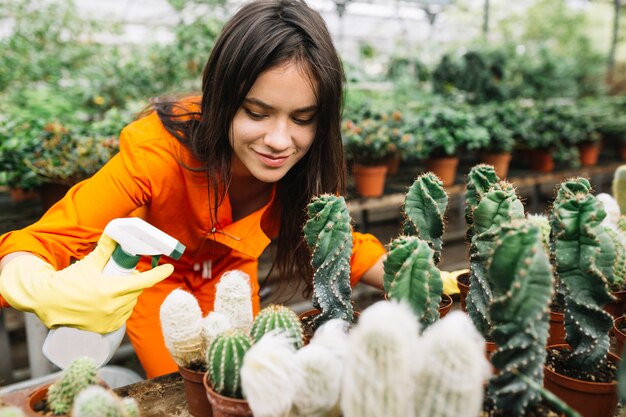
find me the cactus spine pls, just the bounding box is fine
[383,235,443,328]
[159,289,206,369]
[250,304,304,349]
[47,357,98,415]
[612,165,626,215]
[0,407,25,417]
[303,194,354,328]
[341,301,419,417]
[465,164,500,242]
[206,329,252,399]
[487,220,553,415]
[551,177,615,370]
[413,311,491,417]
[214,270,253,330]
[402,172,449,264]
[72,385,139,417]
[466,181,525,337]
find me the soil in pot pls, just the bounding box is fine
[480,396,565,417]
[299,309,360,345]
[438,294,453,318]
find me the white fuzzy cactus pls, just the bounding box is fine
[308,319,349,361]
[291,343,343,417]
[598,193,621,230]
[201,311,232,348]
[413,311,491,417]
[159,289,206,368]
[72,385,139,417]
[214,270,253,330]
[241,332,302,417]
[341,300,420,417]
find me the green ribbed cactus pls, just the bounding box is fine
[606,226,626,290]
[487,220,553,415]
[612,165,626,215]
[465,164,500,242]
[0,407,25,417]
[383,235,443,328]
[402,172,449,264]
[250,304,304,349]
[527,213,551,255]
[72,385,139,417]
[47,357,98,415]
[551,177,615,370]
[466,181,525,337]
[206,329,252,399]
[303,194,354,328]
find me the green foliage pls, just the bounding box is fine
[303,194,354,329]
[250,304,303,349]
[206,329,252,399]
[488,220,553,415]
[47,357,98,415]
[474,104,516,153]
[550,177,615,371]
[383,236,443,328]
[402,172,448,264]
[465,164,500,242]
[342,114,399,165]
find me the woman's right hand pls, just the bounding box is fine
[0,235,174,333]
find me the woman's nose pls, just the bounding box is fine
[263,119,291,151]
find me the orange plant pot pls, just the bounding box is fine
[578,142,601,167]
[529,149,554,173]
[548,311,566,346]
[426,156,459,187]
[179,366,213,417]
[352,164,388,198]
[203,373,252,417]
[481,152,512,178]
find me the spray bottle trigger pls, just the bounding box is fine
[151,255,162,268]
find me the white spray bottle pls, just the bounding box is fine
[42,217,186,369]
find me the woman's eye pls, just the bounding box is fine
[293,115,316,125]
[245,108,266,120]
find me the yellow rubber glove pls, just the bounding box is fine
[0,235,174,333]
[440,268,470,296]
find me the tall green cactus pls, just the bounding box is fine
[402,172,449,264]
[466,181,525,337]
[303,194,354,328]
[383,235,443,328]
[206,329,252,399]
[72,386,139,417]
[487,220,553,415]
[551,177,615,370]
[612,165,626,215]
[605,226,626,290]
[250,304,304,349]
[47,357,98,415]
[465,164,500,242]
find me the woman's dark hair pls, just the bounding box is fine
[154,0,346,293]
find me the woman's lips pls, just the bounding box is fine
[256,151,290,168]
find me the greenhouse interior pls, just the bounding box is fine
[1,0,626,416]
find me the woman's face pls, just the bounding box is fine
[230,61,318,183]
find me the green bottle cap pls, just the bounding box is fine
[112,245,141,270]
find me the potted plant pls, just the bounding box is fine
[545,177,619,417]
[475,103,516,178]
[342,117,392,198]
[72,385,139,417]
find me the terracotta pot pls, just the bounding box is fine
[203,371,252,417]
[544,344,619,417]
[578,142,601,167]
[26,383,58,416]
[9,187,40,203]
[485,341,497,360]
[529,149,554,173]
[438,294,453,318]
[613,316,626,358]
[385,153,401,176]
[548,310,566,346]
[605,290,626,319]
[179,366,213,417]
[38,183,70,211]
[426,156,459,187]
[481,152,512,178]
[352,164,388,198]
[456,272,470,312]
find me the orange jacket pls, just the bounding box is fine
[0,110,385,310]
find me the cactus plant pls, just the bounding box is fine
[303,194,354,329]
[551,177,616,370]
[47,356,98,415]
[214,270,254,330]
[159,288,206,369]
[526,213,551,255]
[206,329,252,399]
[612,165,626,215]
[250,304,304,349]
[201,311,232,349]
[487,220,553,415]
[241,332,301,417]
[383,235,443,328]
[413,311,491,417]
[402,172,449,264]
[465,164,500,242]
[0,407,25,417]
[341,301,419,417]
[466,181,525,337]
[606,226,626,291]
[72,385,139,417]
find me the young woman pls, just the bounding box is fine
[0,0,385,377]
